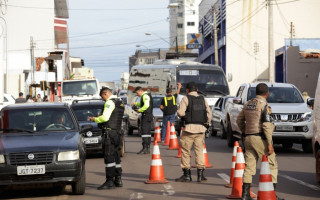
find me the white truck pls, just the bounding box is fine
[225,82,314,153]
[61,79,101,104]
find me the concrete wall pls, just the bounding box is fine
[225,0,320,95]
[286,46,320,97]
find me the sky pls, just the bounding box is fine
[68,0,171,83]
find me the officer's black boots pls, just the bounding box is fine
[146,144,150,154]
[97,178,115,190]
[197,168,207,182]
[137,144,148,154]
[175,168,192,182]
[114,176,123,187]
[241,183,253,200]
[273,183,285,200]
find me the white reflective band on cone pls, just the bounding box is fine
[153,145,160,154]
[170,135,177,139]
[259,182,274,191]
[261,162,271,174]
[106,162,116,167]
[236,152,245,163]
[151,159,162,166]
[203,148,207,153]
[234,169,244,177]
[232,162,236,168]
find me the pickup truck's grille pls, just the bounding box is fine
[9,152,54,166]
[270,113,302,122]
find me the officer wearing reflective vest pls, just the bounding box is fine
[131,86,153,154]
[176,82,212,183]
[160,82,181,142]
[89,86,124,190]
[236,83,283,200]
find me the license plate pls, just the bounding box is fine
[276,125,293,131]
[84,137,99,144]
[17,165,45,176]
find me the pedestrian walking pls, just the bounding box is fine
[160,82,181,142]
[175,82,212,183]
[89,86,125,190]
[131,86,153,154]
[15,92,27,103]
[236,83,284,200]
[36,94,42,102]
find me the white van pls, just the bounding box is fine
[312,73,320,184]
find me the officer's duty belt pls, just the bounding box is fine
[243,132,263,137]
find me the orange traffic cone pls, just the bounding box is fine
[176,146,181,158]
[192,143,213,168]
[226,146,245,199]
[168,123,179,150]
[145,140,169,184]
[163,121,171,146]
[225,141,240,188]
[154,126,161,143]
[257,155,277,200]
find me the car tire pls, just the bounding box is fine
[72,166,86,195]
[221,123,227,139]
[127,121,134,135]
[282,143,293,149]
[302,140,313,153]
[211,126,217,136]
[227,121,235,148]
[316,149,320,184]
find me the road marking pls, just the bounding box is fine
[217,173,257,196]
[162,184,175,196]
[217,173,230,183]
[129,192,144,199]
[278,173,320,191]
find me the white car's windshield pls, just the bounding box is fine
[248,87,304,103]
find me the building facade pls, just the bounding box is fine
[1,0,69,100]
[198,0,320,95]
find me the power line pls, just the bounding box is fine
[7,4,167,11]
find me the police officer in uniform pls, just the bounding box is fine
[236,83,284,200]
[89,86,124,190]
[175,82,212,183]
[132,86,153,154]
[160,82,181,142]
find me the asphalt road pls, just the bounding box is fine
[1,132,320,200]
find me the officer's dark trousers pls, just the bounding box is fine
[141,113,152,146]
[103,130,122,179]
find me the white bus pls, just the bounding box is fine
[127,60,230,108]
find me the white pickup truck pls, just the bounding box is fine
[225,82,314,153]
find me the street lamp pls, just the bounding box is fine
[145,32,179,58]
[136,44,149,50]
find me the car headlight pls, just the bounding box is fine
[58,150,80,161]
[300,112,313,122]
[0,155,5,164]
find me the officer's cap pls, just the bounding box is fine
[134,86,142,92]
[166,88,172,93]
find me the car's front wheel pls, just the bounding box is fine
[316,149,320,184]
[72,166,86,195]
[227,122,235,148]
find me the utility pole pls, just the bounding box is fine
[290,22,295,46]
[268,0,275,82]
[254,42,259,82]
[213,7,219,65]
[30,36,36,95]
[175,35,179,59]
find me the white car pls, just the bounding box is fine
[0,93,15,111]
[312,74,320,184]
